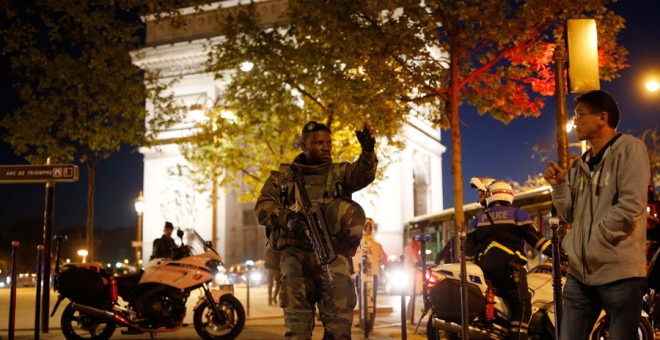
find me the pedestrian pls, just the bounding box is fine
[543,90,650,339]
[353,218,388,328]
[255,120,378,339]
[353,218,388,281]
[151,221,176,260]
[467,180,554,339]
[402,235,422,322]
[265,246,282,306]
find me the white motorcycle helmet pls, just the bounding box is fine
[470,176,496,206]
[486,181,514,207]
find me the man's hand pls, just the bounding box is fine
[543,161,566,186]
[355,121,376,152]
[286,212,307,231]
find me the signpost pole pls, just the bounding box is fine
[41,158,55,333]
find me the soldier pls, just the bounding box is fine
[255,120,377,339]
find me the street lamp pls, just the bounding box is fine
[565,119,588,154]
[77,249,88,263]
[134,191,145,268]
[646,79,659,93]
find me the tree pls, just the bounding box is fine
[197,2,408,202]
[205,0,626,230]
[0,1,207,260]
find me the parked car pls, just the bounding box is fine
[228,261,266,286]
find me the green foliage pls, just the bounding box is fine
[199,0,626,210]
[197,0,627,202]
[0,0,211,259]
[0,0,205,164]
[186,1,409,200]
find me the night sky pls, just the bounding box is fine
[1,1,658,237]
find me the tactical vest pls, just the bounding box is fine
[272,162,364,256]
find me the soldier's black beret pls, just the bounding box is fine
[301,121,331,135]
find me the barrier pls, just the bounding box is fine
[8,241,20,340]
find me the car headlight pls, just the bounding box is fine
[214,272,230,284]
[206,260,222,275]
[250,271,263,282]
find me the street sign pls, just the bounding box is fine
[0,164,79,184]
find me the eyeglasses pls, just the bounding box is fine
[574,112,590,120]
[573,110,602,121]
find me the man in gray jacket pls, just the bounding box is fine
[544,90,650,339]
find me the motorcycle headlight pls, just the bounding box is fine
[206,260,222,275]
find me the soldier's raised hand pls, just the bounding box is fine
[355,121,376,152]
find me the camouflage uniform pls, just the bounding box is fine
[255,150,377,339]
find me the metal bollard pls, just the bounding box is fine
[400,255,407,340]
[35,245,44,340]
[8,241,20,340]
[550,217,563,339]
[246,264,252,317]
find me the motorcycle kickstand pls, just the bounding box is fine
[414,305,432,334]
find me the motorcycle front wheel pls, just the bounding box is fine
[590,316,654,340]
[60,302,116,340]
[426,315,460,340]
[194,294,246,340]
[426,314,441,340]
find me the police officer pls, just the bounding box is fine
[467,181,553,340]
[151,221,176,259]
[255,120,377,339]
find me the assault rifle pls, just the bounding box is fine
[290,166,337,287]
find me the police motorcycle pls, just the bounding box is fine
[425,177,653,339]
[51,229,244,340]
[425,258,564,340]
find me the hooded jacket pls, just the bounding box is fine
[552,134,650,285]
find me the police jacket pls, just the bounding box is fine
[254,150,377,254]
[467,204,552,265]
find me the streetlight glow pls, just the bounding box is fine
[239,61,254,72]
[646,79,659,93]
[134,191,145,269]
[134,191,145,215]
[565,120,574,133]
[77,249,88,263]
[189,104,208,122]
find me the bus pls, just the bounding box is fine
[404,185,557,266]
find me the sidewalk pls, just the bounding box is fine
[1,285,429,339]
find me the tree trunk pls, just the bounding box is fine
[86,162,95,262]
[449,57,464,234]
[449,40,470,339]
[212,174,218,248]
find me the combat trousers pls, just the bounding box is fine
[280,247,356,340]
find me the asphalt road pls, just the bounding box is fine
[0,285,429,339]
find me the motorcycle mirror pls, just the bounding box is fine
[177,229,184,239]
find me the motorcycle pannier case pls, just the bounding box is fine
[431,279,485,323]
[57,266,108,305]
